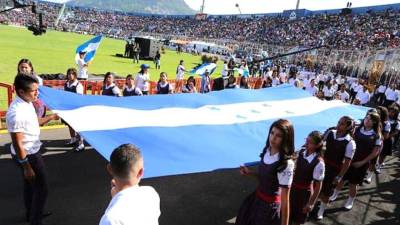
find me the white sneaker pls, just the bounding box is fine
[329,190,338,201]
[375,165,381,174]
[317,204,325,220]
[344,197,354,210]
[365,171,373,184]
[74,143,85,152]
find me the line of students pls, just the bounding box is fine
[235,105,397,225]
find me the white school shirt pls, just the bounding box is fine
[221,64,228,77]
[323,130,356,159]
[323,86,335,97]
[135,73,150,92]
[176,65,185,80]
[377,85,387,93]
[337,90,350,102]
[300,151,325,181]
[306,86,318,96]
[385,88,398,101]
[66,80,84,94]
[99,185,160,225]
[356,90,370,105]
[263,148,295,186]
[77,58,88,79]
[6,96,41,155]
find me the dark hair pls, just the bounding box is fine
[376,106,389,122]
[187,76,195,86]
[110,144,142,180]
[14,74,39,95]
[361,112,382,138]
[103,72,114,84]
[17,58,34,74]
[261,119,295,172]
[66,68,77,79]
[388,106,399,119]
[158,72,167,83]
[307,130,323,156]
[125,74,133,85]
[339,116,355,135]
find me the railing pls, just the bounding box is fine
[0,77,264,117]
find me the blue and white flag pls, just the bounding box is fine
[191,63,217,76]
[75,35,103,64]
[39,85,368,178]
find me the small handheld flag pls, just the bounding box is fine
[191,63,217,76]
[75,35,103,64]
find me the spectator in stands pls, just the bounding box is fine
[225,75,238,89]
[375,83,387,105]
[355,85,370,106]
[99,144,160,225]
[305,79,318,96]
[181,76,197,93]
[135,64,151,95]
[384,84,398,107]
[102,72,122,97]
[76,51,88,80]
[239,76,249,89]
[64,68,85,152]
[156,72,173,94]
[336,84,350,102]
[123,75,142,96]
[17,59,46,118]
[200,71,211,93]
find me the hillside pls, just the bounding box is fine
[67,0,196,15]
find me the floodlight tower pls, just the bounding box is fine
[235,3,242,14]
[200,0,205,13]
[296,0,300,10]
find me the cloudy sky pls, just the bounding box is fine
[46,0,400,14]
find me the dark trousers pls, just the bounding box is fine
[349,89,357,103]
[13,152,48,225]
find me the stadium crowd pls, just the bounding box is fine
[1,1,400,50]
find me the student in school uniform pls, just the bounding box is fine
[377,106,400,172]
[342,112,381,210]
[182,76,198,93]
[122,75,142,96]
[156,72,173,94]
[135,64,151,95]
[317,116,356,220]
[365,106,390,183]
[290,131,325,225]
[63,68,85,152]
[17,59,46,118]
[236,119,295,225]
[322,82,335,101]
[336,84,350,102]
[102,72,122,97]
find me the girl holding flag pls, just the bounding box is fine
[290,131,325,225]
[236,119,295,225]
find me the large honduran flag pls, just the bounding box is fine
[39,85,368,178]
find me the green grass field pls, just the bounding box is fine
[0,25,224,112]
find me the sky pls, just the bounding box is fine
[46,0,400,15]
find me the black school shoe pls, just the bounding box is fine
[26,211,52,222]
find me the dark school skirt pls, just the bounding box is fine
[320,164,339,197]
[290,187,311,224]
[344,163,369,185]
[235,192,281,225]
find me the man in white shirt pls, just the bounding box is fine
[336,84,350,102]
[100,144,160,225]
[375,83,387,105]
[7,74,59,225]
[355,85,370,106]
[384,84,398,107]
[176,60,186,80]
[76,51,88,80]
